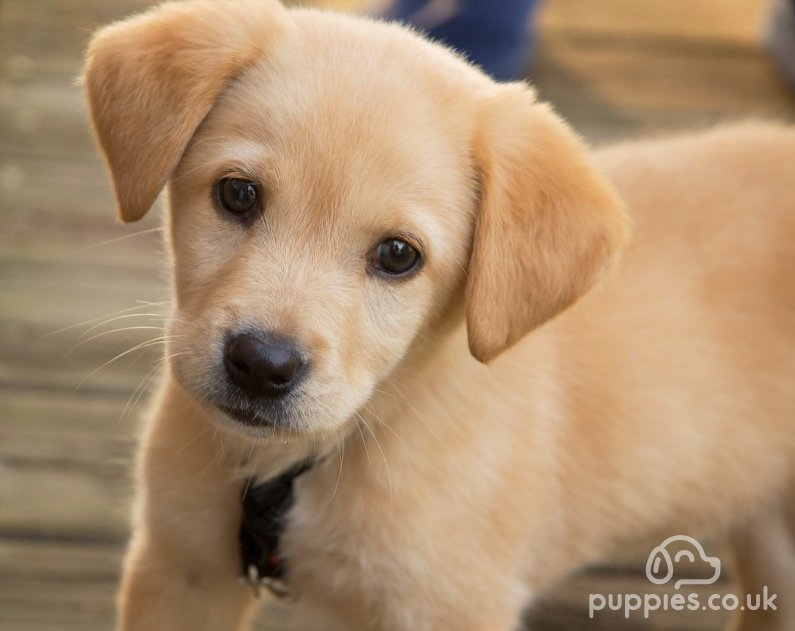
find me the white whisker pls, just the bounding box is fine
[364,399,404,444]
[43,300,171,339]
[76,227,163,252]
[66,326,170,357]
[75,336,171,391]
[120,360,162,423]
[353,412,373,466]
[330,428,345,500]
[358,413,393,496]
[81,312,170,337]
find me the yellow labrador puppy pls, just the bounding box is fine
[83,1,795,629]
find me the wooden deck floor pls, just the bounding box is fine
[1,1,794,629]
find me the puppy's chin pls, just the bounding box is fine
[210,400,304,439]
[217,404,280,430]
[208,396,353,441]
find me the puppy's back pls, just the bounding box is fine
[532,123,795,551]
[593,122,795,330]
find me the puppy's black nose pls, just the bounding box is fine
[224,334,306,399]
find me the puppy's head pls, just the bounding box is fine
[84,0,629,438]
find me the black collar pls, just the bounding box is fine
[239,459,314,598]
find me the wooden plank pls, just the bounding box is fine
[0,390,138,462]
[537,0,768,45]
[0,540,120,631]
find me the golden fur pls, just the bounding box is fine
[83,1,795,629]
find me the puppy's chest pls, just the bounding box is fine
[286,467,395,552]
[281,464,412,588]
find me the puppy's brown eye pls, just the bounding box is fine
[370,238,421,277]
[217,178,258,216]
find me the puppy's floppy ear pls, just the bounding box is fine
[83,0,289,222]
[466,84,631,363]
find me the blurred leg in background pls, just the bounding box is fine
[767,0,795,87]
[381,0,540,80]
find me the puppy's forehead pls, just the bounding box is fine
[197,12,484,210]
[258,10,485,138]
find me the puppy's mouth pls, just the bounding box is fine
[217,404,277,428]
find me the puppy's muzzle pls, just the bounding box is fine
[224,333,307,400]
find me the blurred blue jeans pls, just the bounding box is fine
[382,0,540,80]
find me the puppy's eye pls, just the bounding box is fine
[369,238,421,277]
[216,178,259,216]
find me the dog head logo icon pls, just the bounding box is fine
[646,535,721,590]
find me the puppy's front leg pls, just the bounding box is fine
[118,382,256,631]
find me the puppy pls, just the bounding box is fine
[83,1,795,629]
